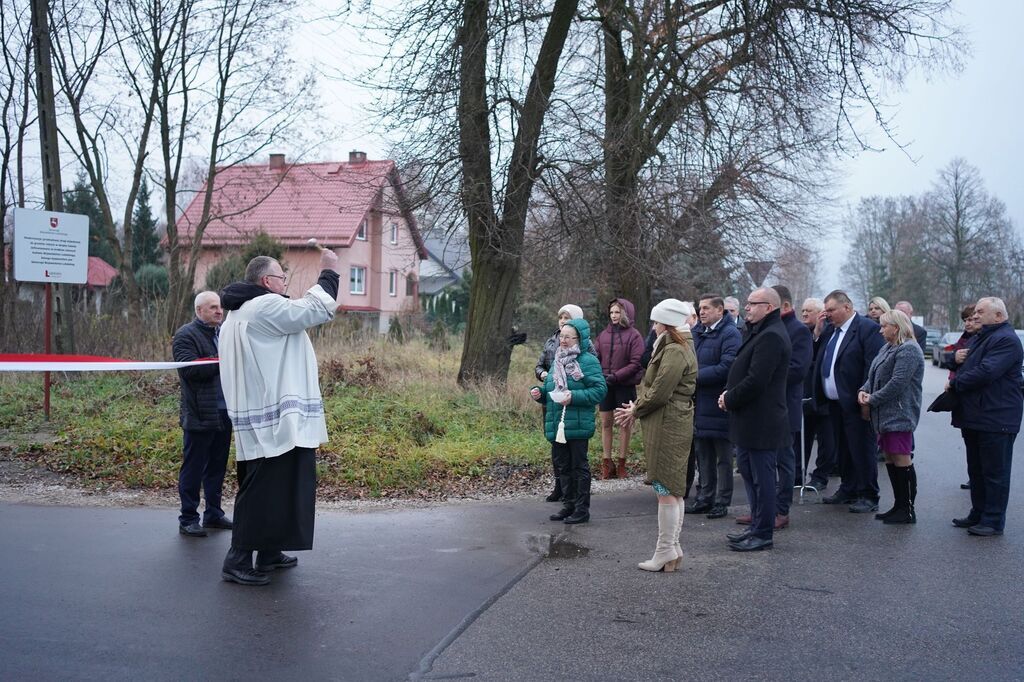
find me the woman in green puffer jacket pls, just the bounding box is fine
[531,318,607,525]
[616,299,697,572]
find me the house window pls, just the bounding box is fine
[405,274,417,297]
[356,220,367,241]
[350,266,366,295]
[388,271,397,296]
[389,222,398,244]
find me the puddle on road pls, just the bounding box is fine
[526,533,590,559]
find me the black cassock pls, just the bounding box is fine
[231,447,317,551]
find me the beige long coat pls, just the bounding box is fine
[633,331,697,495]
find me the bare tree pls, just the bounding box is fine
[1,0,35,286]
[926,157,1017,325]
[159,0,319,332]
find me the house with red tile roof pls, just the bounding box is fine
[178,151,428,333]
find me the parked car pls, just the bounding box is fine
[932,331,962,367]
[924,327,944,356]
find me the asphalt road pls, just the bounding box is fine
[2,363,1023,681]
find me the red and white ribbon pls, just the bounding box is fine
[0,353,219,372]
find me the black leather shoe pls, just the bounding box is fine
[256,552,298,571]
[563,510,590,524]
[729,536,773,552]
[952,516,979,528]
[706,505,728,520]
[221,567,270,586]
[882,508,915,525]
[179,522,207,537]
[685,502,712,514]
[549,507,574,521]
[822,491,857,505]
[726,529,752,543]
[967,525,1003,537]
[545,491,563,503]
[848,498,879,514]
[960,482,970,490]
[203,516,233,530]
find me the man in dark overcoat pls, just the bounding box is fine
[718,288,792,552]
[172,291,233,537]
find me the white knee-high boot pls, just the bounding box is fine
[638,502,680,572]
[673,498,684,561]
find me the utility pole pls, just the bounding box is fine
[30,0,74,418]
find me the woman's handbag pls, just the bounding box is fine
[927,389,959,413]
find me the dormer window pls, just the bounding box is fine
[356,220,367,241]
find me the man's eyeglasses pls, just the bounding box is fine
[265,274,287,282]
[745,301,770,308]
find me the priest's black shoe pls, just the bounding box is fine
[563,510,590,524]
[729,536,773,552]
[549,506,574,521]
[222,567,270,586]
[203,515,233,530]
[256,551,298,571]
[179,522,207,537]
[952,516,979,528]
[726,528,752,543]
[684,502,712,514]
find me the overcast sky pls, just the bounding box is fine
[298,0,1023,294]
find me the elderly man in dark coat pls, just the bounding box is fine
[718,288,792,552]
[950,297,1024,536]
[172,291,233,537]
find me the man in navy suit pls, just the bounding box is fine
[771,285,813,528]
[812,290,885,513]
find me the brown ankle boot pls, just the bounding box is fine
[601,459,614,479]
[616,458,628,479]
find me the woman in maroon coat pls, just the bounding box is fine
[596,298,646,479]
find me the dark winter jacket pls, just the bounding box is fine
[536,328,596,380]
[813,313,885,414]
[640,328,657,369]
[723,309,792,450]
[951,322,1024,434]
[860,340,924,435]
[780,310,813,433]
[172,318,228,431]
[912,322,928,355]
[941,330,974,379]
[595,298,645,386]
[534,319,608,441]
[692,312,741,439]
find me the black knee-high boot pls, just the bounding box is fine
[875,463,898,520]
[883,467,915,525]
[907,464,917,522]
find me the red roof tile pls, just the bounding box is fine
[87,256,118,288]
[177,159,427,258]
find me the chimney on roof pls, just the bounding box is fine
[269,153,286,170]
[349,150,367,164]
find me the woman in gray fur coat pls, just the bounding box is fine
[858,310,925,524]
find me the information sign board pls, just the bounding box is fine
[12,207,89,284]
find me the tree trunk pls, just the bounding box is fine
[455,0,579,385]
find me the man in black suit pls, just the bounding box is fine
[812,290,885,513]
[771,285,813,529]
[718,288,792,551]
[894,301,927,353]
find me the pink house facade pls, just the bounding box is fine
[178,152,428,333]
